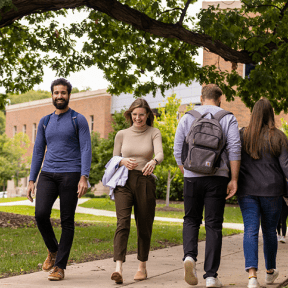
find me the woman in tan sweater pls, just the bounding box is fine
[110,98,164,284]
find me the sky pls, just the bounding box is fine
[4,0,208,93]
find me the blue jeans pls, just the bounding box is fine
[238,195,282,272]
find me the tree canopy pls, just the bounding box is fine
[0,132,31,190]
[8,90,51,105]
[154,94,186,202]
[1,0,288,112]
[0,111,5,134]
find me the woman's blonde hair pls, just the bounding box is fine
[124,98,154,126]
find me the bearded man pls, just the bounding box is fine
[27,78,92,281]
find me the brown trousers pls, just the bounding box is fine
[113,170,156,262]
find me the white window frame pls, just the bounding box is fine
[89,115,94,132]
[13,126,17,136]
[32,123,37,143]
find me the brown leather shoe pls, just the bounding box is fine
[111,271,123,284]
[48,266,65,281]
[134,269,147,281]
[42,250,57,272]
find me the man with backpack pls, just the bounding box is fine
[26,78,92,281]
[174,84,241,287]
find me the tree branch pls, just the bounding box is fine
[280,2,288,17]
[157,7,182,17]
[178,0,192,26]
[273,2,288,35]
[241,1,281,11]
[170,171,177,182]
[0,0,254,64]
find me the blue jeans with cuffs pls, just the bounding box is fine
[238,195,282,272]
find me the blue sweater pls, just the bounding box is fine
[29,108,92,182]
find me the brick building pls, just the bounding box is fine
[5,83,201,196]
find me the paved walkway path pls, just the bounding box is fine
[1,234,287,288]
[0,199,245,231]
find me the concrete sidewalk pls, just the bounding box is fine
[1,233,288,288]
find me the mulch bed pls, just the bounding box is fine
[156,206,184,212]
[155,199,184,212]
[0,212,90,229]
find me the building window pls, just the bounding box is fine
[32,123,37,143]
[89,115,94,132]
[23,124,26,134]
[13,126,17,136]
[244,63,256,79]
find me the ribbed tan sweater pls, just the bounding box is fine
[113,125,164,171]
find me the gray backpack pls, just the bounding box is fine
[181,109,232,174]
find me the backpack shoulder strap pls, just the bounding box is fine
[43,113,53,130]
[213,110,233,122]
[185,110,202,119]
[71,109,79,136]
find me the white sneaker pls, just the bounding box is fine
[265,269,279,284]
[280,236,286,243]
[247,277,260,288]
[277,235,281,242]
[206,277,222,287]
[184,256,198,285]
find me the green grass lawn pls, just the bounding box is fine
[0,206,114,224]
[79,198,244,223]
[0,205,241,278]
[0,197,27,203]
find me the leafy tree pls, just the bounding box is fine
[0,132,31,190]
[71,87,80,94]
[8,90,51,105]
[281,118,288,138]
[71,87,92,94]
[154,94,193,204]
[0,111,5,135]
[1,1,288,112]
[89,131,101,187]
[154,94,181,205]
[89,110,130,186]
[0,134,11,190]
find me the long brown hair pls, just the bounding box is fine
[124,98,154,126]
[243,98,288,159]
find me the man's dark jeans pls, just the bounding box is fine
[183,176,229,279]
[35,171,80,269]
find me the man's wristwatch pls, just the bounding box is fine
[82,175,89,180]
[154,158,159,165]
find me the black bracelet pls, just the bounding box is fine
[154,158,159,165]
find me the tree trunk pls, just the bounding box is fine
[166,169,177,207]
[166,170,171,207]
